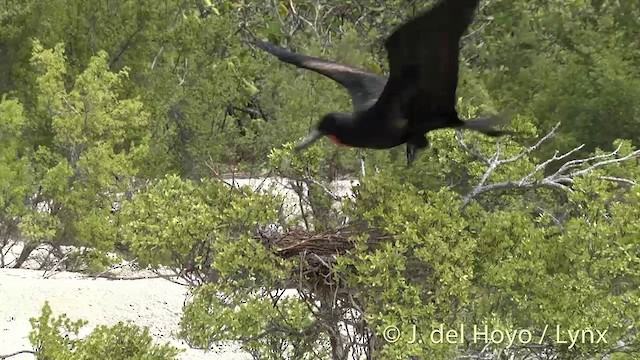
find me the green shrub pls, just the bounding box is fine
[28,302,182,360]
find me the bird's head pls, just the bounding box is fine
[294,112,353,152]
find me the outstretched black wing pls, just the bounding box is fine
[376,0,481,115]
[254,40,388,112]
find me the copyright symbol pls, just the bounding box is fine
[383,326,401,343]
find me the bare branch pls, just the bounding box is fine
[305,178,342,202]
[599,176,637,186]
[500,122,562,164]
[455,129,489,164]
[518,144,584,186]
[0,350,37,359]
[42,253,69,279]
[61,95,81,115]
[150,45,164,70]
[177,57,188,85]
[562,143,637,178]
[149,3,188,70]
[460,122,639,207]
[110,19,150,69]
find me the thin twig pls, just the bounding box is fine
[42,254,69,279]
[0,350,37,359]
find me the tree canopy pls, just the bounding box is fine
[1,0,639,359]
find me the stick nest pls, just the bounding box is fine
[255,224,387,259]
[253,225,382,296]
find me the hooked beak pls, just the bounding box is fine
[294,128,324,152]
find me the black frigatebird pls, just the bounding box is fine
[255,0,510,165]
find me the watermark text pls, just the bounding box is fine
[381,324,607,349]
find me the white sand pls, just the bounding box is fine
[0,177,358,359]
[0,268,250,359]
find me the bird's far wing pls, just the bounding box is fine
[254,40,388,111]
[379,0,481,113]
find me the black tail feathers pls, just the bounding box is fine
[460,116,514,137]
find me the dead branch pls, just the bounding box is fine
[305,177,343,202]
[0,350,37,359]
[458,122,640,207]
[42,253,69,279]
[61,95,81,115]
[149,4,186,70]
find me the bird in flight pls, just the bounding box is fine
[255,0,511,166]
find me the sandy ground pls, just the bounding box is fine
[0,268,251,359]
[0,177,358,359]
[229,177,358,222]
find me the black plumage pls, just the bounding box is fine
[255,0,511,165]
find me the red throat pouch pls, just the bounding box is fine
[328,135,342,146]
